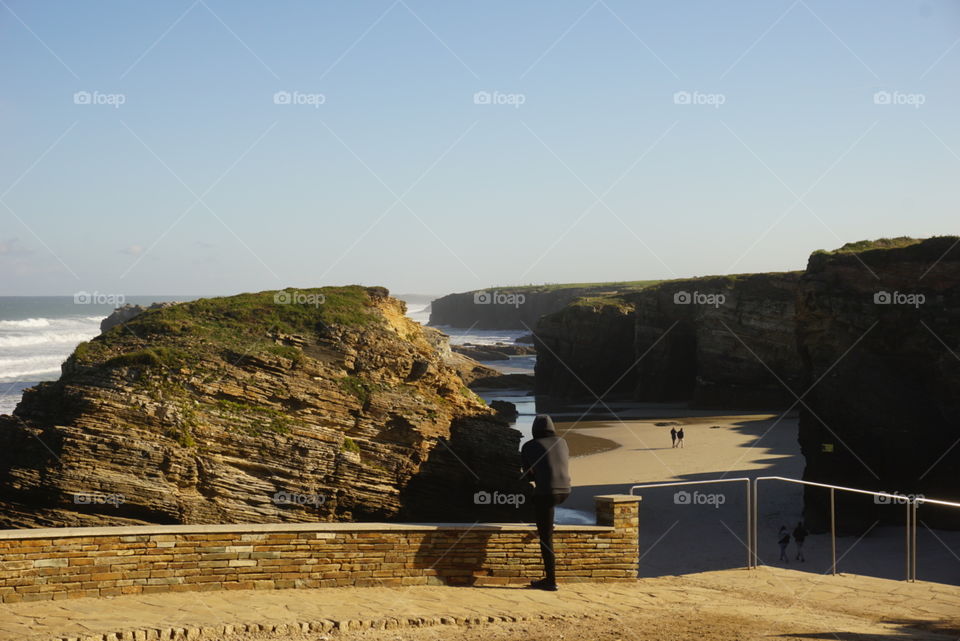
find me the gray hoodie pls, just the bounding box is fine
[520,415,571,495]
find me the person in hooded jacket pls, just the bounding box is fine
[520,414,571,591]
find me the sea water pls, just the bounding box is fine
[0,296,184,414]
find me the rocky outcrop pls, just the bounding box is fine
[100,302,180,333]
[535,299,640,400]
[0,287,524,528]
[428,283,656,329]
[535,273,802,409]
[452,343,536,361]
[796,238,960,531]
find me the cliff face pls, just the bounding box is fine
[534,300,638,400]
[796,238,960,530]
[0,286,523,528]
[428,282,658,329]
[535,273,802,409]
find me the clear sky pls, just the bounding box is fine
[1,0,958,297]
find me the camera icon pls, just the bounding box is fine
[673,91,691,105]
[873,91,891,105]
[73,291,91,304]
[73,91,91,105]
[874,291,892,304]
[473,490,491,505]
[674,490,691,505]
[473,291,492,304]
[673,291,691,305]
[273,90,292,105]
[274,291,292,304]
[874,493,892,504]
[473,91,491,105]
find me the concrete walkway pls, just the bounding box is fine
[1,567,958,641]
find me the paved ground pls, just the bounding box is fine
[2,567,958,641]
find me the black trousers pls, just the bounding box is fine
[533,492,570,581]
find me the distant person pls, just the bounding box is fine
[778,526,791,563]
[670,427,677,448]
[520,414,571,592]
[676,427,685,448]
[793,522,808,562]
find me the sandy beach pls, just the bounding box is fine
[551,409,960,585]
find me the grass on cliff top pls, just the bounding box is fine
[813,237,923,255]
[71,286,384,369]
[469,280,662,294]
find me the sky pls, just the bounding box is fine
[1,0,958,297]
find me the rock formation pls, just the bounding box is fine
[535,273,802,409]
[796,238,960,530]
[0,287,525,528]
[428,282,658,329]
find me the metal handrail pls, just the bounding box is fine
[631,478,753,569]
[754,476,960,582]
[627,476,957,581]
[911,496,960,581]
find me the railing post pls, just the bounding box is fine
[912,500,918,582]
[905,500,911,581]
[745,479,752,569]
[830,487,837,575]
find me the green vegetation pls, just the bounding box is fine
[215,399,293,435]
[338,376,393,405]
[569,295,637,311]
[263,343,304,363]
[338,376,374,405]
[106,347,186,369]
[341,437,361,453]
[69,286,386,376]
[813,237,922,255]
[476,279,662,294]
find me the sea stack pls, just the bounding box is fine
[0,286,524,528]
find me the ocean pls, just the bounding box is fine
[0,296,185,414]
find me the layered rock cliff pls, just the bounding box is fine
[428,282,658,329]
[535,273,802,409]
[0,286,524,528]
[796,237,960,530]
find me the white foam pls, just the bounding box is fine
[0,355,65,381]
[0,318,51,329]
[0,331,93,348]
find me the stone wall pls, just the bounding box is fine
[0,495,640,603]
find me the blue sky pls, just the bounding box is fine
[1,0,958,296]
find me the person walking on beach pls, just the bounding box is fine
[670,426,677,448]
[676,427,685,448]
[520,414,571,592]
[778,526,791,563]
[793,521,808,562]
